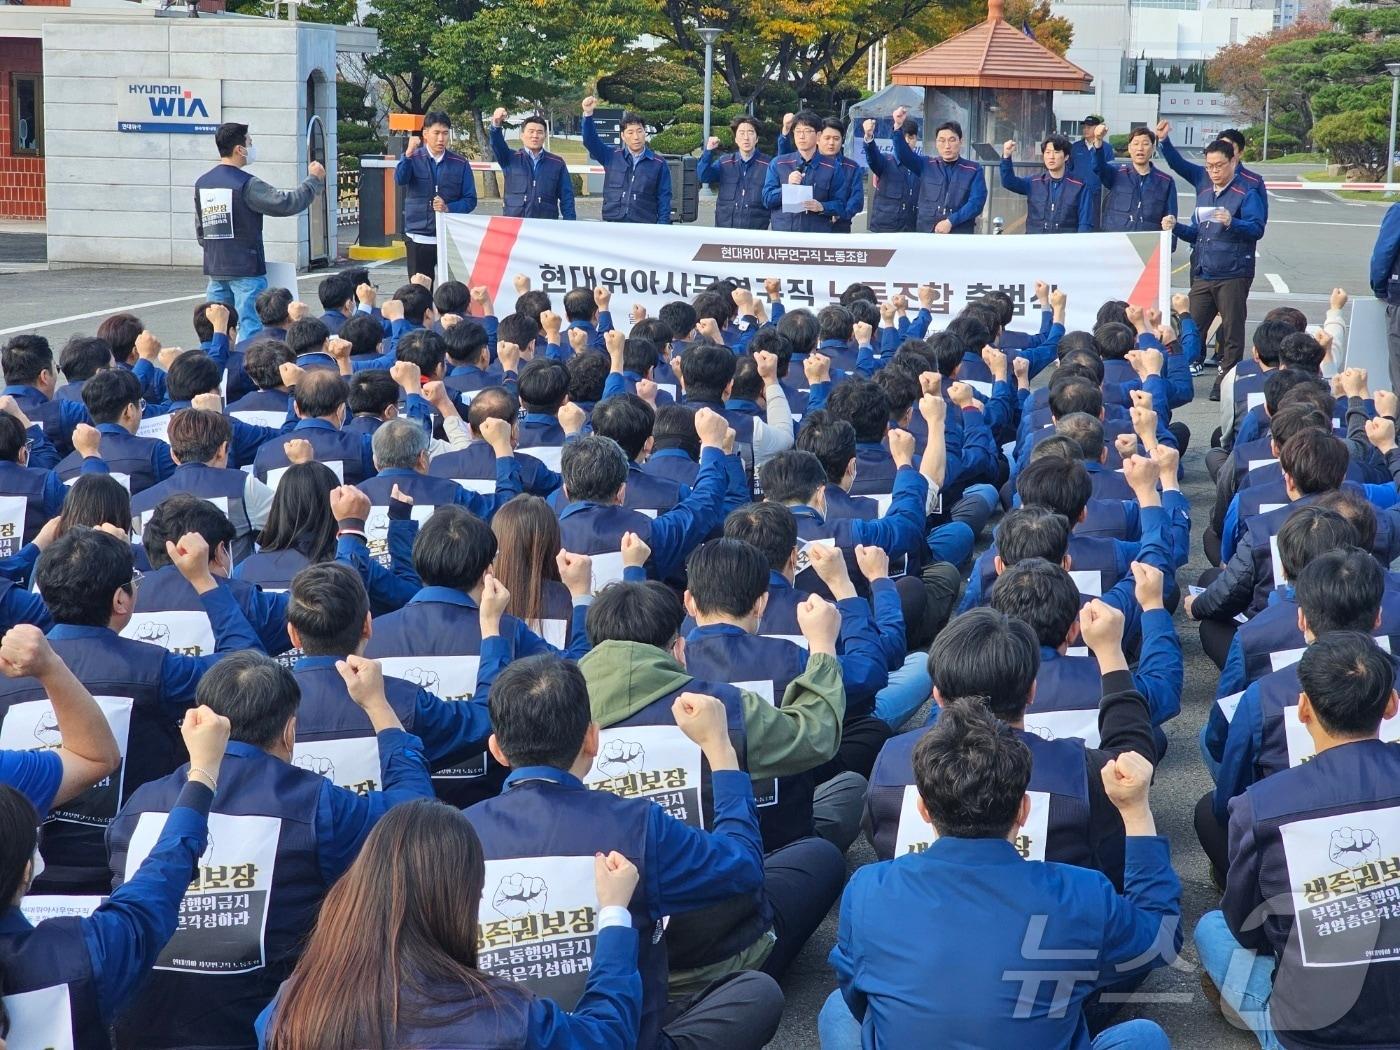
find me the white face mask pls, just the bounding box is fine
[242,144,258,165]
[28,841,44,889]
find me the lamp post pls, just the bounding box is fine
[1261,89,1270,162]
[1386,62,1400,186]
[698,27,722,148]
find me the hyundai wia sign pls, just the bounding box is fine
[116,79,221,133]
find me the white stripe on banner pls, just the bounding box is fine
[437,216,1170,333]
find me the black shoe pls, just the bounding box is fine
[1208,381,1222,402]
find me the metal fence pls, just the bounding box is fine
[337,167,360,227]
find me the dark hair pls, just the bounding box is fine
[1220,128,1247,151]
[244,339,296,390]
[1058,346,1104,383]
[1054,412,1106,461]
[795,410,857,484]
[1268,404,1330,450]
[142,493,236,568]
[348,370,401,418]
[36,527,134,627]
[775,309,819,356]
[1251,318,1293,367]
[1128,126,1157,146]
[1204,138,1236,161]
[1280,429,1348,494]
[914,698,1032,839]
[81,366,143,425]
[215,122,249,157]
[1040,134,1072,156]
[934,120,962,139]
[1049,377,1103,420]
[1277,506,1359,583]
[692,290,734,329]
[658,301,698,342]
[1276,379,1334,420]
[198,650,300,749]
[257,462,340,561]
[0,415,25,463]
[566,350,610,405]
[293,370,349,420]
[0,785,38,920]
[317,273,354,312]
[758,450,827,505]
[990,559,1082,650]
[490,496,562,630]
[168,408,232,464]
[623,336,659,378]
[255,287,295,326]
[517,359,570,414]
[443,318,489,365]
[422,110,452,131]
[729,356,763,401]
[996,506,1071,566]
[685,539,769,618]
[288,562,370,655]
[924,332,966,377]
[619,112,647,133]
[792,109,823,133]
[563,288,597,324]
[873,368,919,422]
[560,435,628,503]
[1297,632,1396,738]
[680,344,737,402]
[466,387,519,434]
[1030,434,1084,466]
[96,313,142,365]
[1,334,53,386]
[652,404,700,459]
[59,335,113,382]
[817,304,854,344]
[1313,489,1378,552]
[341,314,384,359]
[1265,369,1325,416]
[395,329,446,380]
[946,314,991,354]
[513,291,551,324]
[1093,321,1135,360]
[57,473,133,537]
[827,380,890,443]
[394,285,435,326]
[521,113,548,133]
[412,505,496,593]
[489,654,591,769]
[731,115,759,136]
[1279,332,1325,373]
[631,318,673,352]
[287,318,331,357]
[1016,456,1092,522]
[929,607,1040,720]
[724,501,797,572]
[497,312,541,351]
[585,580,684,650]
[1264,306,1309,332]
[166,350,221,401]
[1296,547,1383,635]
[432,280,470,317]
[589,394,655,462]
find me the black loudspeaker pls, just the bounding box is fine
[665,155,699,223]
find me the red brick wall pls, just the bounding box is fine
[0,39,46,220]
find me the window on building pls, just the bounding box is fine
[11,74,41,157]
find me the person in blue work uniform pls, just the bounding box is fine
[580,95,672,224]
[817,119,864,234]
[554,415,734,586]
[227,340,295,429]
[487,106,576,220]
[55,368,173,494]
[195,124,324,344]
[130,410,273,563]
[467,653,784,1050]
[251,370,378,489]
[0,412,69,548]
[1369,194,1400,394]
[1163,138,1267,398]
[0,624,121,821]
[1000,134,1094,233]
[1094,126,1177,234]
[763,110,843,233]
[106,649,433,1050]
[0,527,261,894]
[698,115,771,230]
[1156,120,1267,225]
[1199,631,1400,1050]
[2,334,93,457]
[1068,115,1115,230]
[394,111,476,280]
[256,800,642,1049]
[882,112,987,234]
[825,696,1179,1049]
[0,703,227,1050]
[55,335,115,410]
[857,109,919,233]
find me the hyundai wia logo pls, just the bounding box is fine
[116,78,221,134]
[129,84,212,120]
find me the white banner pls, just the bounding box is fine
[438,215,1170,333]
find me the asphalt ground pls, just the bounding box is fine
[0,171,1383,1048]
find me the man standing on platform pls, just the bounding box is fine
[697,116,771,230]
[999,136,1093,233]
[488,107,576,221]
[881,110,986,234]
[395,111,477,279]
[1069,115,1114,230]
[581,95,672,224]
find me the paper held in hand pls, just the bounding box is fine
[782,184,814,214]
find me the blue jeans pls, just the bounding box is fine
[206,274,269,342]
[1194,909,1281,1050]
[818,989,1171,1050]
[873,651,931,730]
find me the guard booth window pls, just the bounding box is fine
[10,74,41,157]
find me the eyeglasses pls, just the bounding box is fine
[1203,161,1230,172]
[23,439,34,453]
[125,569,145,591]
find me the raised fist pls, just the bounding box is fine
[400,666,442,693]
[1330,827,1381,865]
[581,96,597,116]
[491,106,508,126]
[294,754,335,779]
[135,621,171,647]
[598,738,646,777]
[706,135,721,151]
[862,118,876,140]
[493,873,548,917]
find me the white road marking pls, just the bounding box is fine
[1265,273,1289,294]
[1269,194,1297,203]
[1265,219,1383,228]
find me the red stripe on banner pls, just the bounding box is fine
[465,217,525,302]
[1127,240,1161,310]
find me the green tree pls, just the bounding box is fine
[1311,104,1391,178]
[336,81,384,171]
[223,0,356,23]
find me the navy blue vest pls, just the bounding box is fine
[1025,174,1089,234]
[915,158,983,234]
[501,149,569,219]
[227,388,291,430]
[131,464,255,561]
[0,462,52,547]
[642,449,700,490]
[0,632,172,893]
[119,565,284,658]
[467,779,665,1045]
[976,536,1120,604]
[7,389,76,457]
[429,441,556,497]
[601,149,666,223]
[868,726,1095,872]
[56,430,163,495]
[558,503,655,584]
[252,423,367,487]
[232,548,309,594]
[1078,498,1131,540]
[1246,496,1320,613]
[194,164,265,279]
[867,150,918,233]
[710,152,772,230]
[769,154,841,233]
[400,150,472,238]
[107,748,323,1050]
[1100,165,1174,232]
[1026,652,1111,748]
[1190,177,1257,281]
[0,911,107,1050]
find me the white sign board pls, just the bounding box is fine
[116,79,221,134]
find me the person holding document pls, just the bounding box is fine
[395,111,477,280]
[763,110,843,233]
